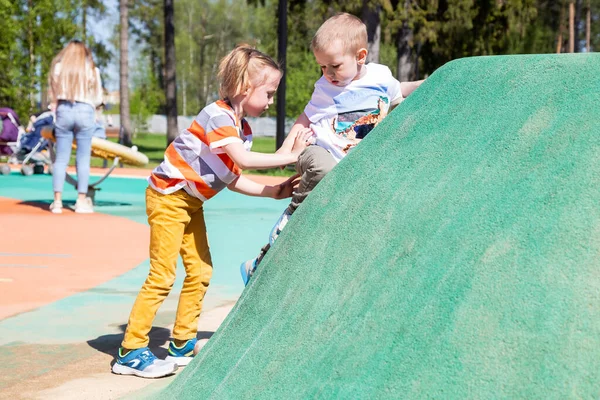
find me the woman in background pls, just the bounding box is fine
[48,40,103,214]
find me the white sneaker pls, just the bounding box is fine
[49,200,63,214]
[112,347,178,379]
[269,209,292,245]
[75,197,94,214]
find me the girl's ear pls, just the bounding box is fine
[356,48,368,65]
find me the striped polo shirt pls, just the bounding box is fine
[148,100,252,201]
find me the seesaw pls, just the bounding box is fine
[41,126,149,203]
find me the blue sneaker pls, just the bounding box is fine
[240,243,270,286]
[112,347,177,378]
[165,338,197,366]
[240,258,258,286]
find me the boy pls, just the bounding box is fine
[241,13,424,284]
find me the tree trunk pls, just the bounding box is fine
[276,0,288,149]
[82,1,87,44]
[396,0,414,81]
[362,0,381,63]
[557,3,565,53]
[569,1,575,53]
[586,0,591,51]
[164,0,178,145]
[41,76,48,111]
[119,0,133,145]
[28,0,35,112]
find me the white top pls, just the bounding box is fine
[53,62,103,108]
[304,63,403,162]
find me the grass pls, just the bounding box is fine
[85,133,295,176]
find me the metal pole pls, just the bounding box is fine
[276,0,288,150]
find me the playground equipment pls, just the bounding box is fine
[156,54,600,399]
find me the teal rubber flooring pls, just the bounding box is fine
[0,171,287,345]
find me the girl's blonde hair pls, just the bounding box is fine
[49,40,99,102]
[311,13,368,55]
[217,44,281,101]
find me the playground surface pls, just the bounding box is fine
[0,167,287,399]
[3,53,599,399]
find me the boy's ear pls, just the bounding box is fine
[356,48,368,65]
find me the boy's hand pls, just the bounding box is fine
[272,174,301,199]
[400,79,425,98]
[291,128,314,155]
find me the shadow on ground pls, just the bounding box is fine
[18,199,132,212]
[87,324,215,362]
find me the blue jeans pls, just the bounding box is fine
[52,101,95,194]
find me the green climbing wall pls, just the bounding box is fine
[159,54,600,399]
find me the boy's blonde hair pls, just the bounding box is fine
[311,13,368,55]
[218,44,282,101]
[49,40,99,102]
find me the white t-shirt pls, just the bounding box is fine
[304,63,403,162]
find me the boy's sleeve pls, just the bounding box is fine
[303,79,335,123]
[204,114,242,151]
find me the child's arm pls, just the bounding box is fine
[222,129,312,170]
[227,174,300,199]
[276,112,313,154]
[400,80,425,99]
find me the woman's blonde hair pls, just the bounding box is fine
[217,44,281,101]
[49,40,99,102]
[311,13,368,55]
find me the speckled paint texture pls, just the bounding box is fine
[159,54,600,399]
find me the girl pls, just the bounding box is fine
[48,40,103,214]
[112,45,312,378]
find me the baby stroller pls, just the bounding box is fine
[0,108,24,175]
[0,109,54,176]
[0,108,21,153]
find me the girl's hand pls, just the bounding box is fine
[291,128,314,155]
[272,174,301,199]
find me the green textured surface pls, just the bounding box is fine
[159,54,600,399]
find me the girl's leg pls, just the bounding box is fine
[72,103,95,199]
[52,103,75,201]
[172,200,213,342]
[121,188,195,350]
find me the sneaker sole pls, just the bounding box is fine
[51,209,62,214]
[240,261,252,285]
[75,209,94,214]
[165,355,193,366]
[111,362,178,378]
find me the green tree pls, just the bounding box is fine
[130,61,164,132]
[0,0,22,114]
[9,0,79,118]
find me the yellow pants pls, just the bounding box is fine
[122,187,213,349]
